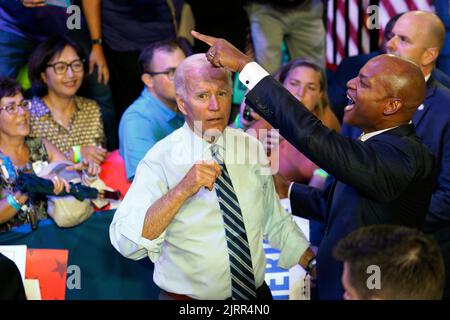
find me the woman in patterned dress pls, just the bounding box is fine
[0,77,100,232]
[28,35,107,165]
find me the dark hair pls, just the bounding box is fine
[138,39,186,74]
[0,77,23,102]
[28,35,86,96]
[381,12,404,52]
[333,225,445,300]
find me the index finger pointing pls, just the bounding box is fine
[191,30,217,46]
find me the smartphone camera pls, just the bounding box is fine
[243,105,254,121]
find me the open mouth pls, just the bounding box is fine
[345,94,355,112]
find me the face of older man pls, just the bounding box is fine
[386,13,430,68]
[177,67,231,141]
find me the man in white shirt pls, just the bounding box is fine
[110,54,314,300]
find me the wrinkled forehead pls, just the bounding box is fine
[186,66,231,90]
[393,14,426,39]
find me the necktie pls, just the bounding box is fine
[211,144,257,300]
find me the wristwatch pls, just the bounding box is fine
[91,38,103,46]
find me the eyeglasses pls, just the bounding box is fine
[147,67,176,80]
[47,59,85,75]
[0,99,31,115]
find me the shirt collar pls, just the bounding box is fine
[141,88,183,123]
[180,122,226,160]
[359,121,412,142]
[32,96,81,117]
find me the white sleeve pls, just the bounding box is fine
[109,158,168,262]
[287,182,295,200]
[238,62,270,90]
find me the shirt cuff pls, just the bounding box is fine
[288,182,295,199]
[238,62,270,90]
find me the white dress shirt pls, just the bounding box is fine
[110,123,309,299]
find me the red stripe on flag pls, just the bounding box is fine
[380,0,397,18]
[405,0,418,11]
[336,0,346,61]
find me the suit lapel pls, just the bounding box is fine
[325,123,415,230]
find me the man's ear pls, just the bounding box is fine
[141,73,154,89]
[176,94,188,116]
[422,47,439,67]
[383,98,402,116]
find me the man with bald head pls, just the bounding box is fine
[192,31,436,299]
[387,10,450,300]
[110,54,314,300]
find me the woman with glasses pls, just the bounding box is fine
[28,35,107,166]
[0,77,100,232]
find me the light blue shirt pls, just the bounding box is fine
[119,88,184,180]
[110,123,309,299]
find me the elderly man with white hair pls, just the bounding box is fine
[110,54,314,300]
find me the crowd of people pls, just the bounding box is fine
[0,0,449,301]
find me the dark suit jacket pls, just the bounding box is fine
[341,76,450,233]
[417,77,450,233]
[0,253,26,300]
[246,76,436,299]
[416,77,450,299]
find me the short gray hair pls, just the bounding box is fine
[174,53,232,100]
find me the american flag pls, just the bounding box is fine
[326,0,435,70]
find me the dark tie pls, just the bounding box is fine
[211,144,257,300]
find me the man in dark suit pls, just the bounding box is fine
[0,253,26,300]
[192,31,436,299]
[385,11,450,299]
[329,12,450,124]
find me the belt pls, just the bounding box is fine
[160,282,272,300]
[160,290,194,300]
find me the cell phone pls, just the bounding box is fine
[243,105,254,121]
[45,0,71,8]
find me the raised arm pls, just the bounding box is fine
[142,160,221,240]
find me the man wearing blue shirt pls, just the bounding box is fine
[119,40,186,181]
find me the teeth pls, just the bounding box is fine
[346,94,354,105]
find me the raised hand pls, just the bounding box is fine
[178,160,222,197]
[191,30,253,73]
